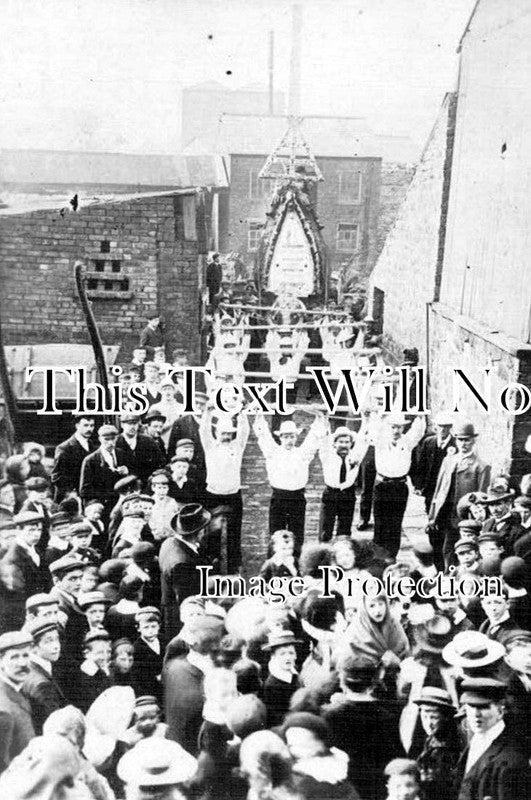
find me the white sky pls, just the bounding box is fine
[0,0,476,154]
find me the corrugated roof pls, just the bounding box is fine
[183,114,419,162]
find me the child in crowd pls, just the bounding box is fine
[259,529,299,582]
[132,607,163,701]
[332,537,371,620]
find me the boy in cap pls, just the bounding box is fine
[121,695,168,747]
[454,538,481,579]
[149,379,184,448]
[262,630,301,728]
[131,607,163,701]
[24,593,60,628]
[456,678,529,800]
[0,630,35,772]
[78,590,110,632]
[23,618,65,732]
[143,407,168,461]
[167,392,208,484]
[76,629,112,713]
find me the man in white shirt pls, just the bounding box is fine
[200,406,250,573]
[318,425,360,541]
[254,412,327,555]
[456,677,529,800]
[371,412,426,559]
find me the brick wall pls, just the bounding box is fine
[368,94,456,365]
[226,153,382,282]
[0,193,201,363]
[429,303,531,479]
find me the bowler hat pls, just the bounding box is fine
[460,677,506,705]
[261,630,301,651]
[0,630,33,653]
[413,687,455,710]
[172,503,211,537]
[454,421,478,439]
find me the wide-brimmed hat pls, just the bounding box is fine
[442,631,505,668]
[171,503,211,537]
[413,687,455,710]
[454,421,479,439]
[485,481,515,505]
[414,614,453,652]
[117,738,197,787]
[13,510,44,527]
[261,630,301,651]
[0,630,33,654]
[275,421,301,437]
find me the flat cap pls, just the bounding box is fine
[84,629,111,646]
[454,538,479,553]
[135,606,161,622]
[0,630,33,653]
[120,412,140,423]
[70,521,94,537]
[457,519,482,532]
[24,477,50,492]
[98,424,119,438]
[25,593,59,611]
[49,554,85,576]
[78,591,111,610]
[26,619,59,641]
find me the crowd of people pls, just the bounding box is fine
[0,311,530,800]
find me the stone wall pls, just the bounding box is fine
[0,193,201,363]
[429,303,531,479]
[375,162,415,259]
[368,94,456,365]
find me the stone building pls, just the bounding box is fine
[368,0,531,478]
[184,113,418,281]
[0,149,227,364]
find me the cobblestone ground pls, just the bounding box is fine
[240,407,430,577]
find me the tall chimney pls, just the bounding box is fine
[268,30,275,115]
[288,4,302,116]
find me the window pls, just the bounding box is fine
[249,169,273,201]
[338,171,362,203]
[336,223,359,252]
[100,240,110,253]
[248,221,264,252]
[87,256,131,299]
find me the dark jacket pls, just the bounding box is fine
[74,667,112,714]
[79,447,129,509]
[159,536,203,639]
[164,656,205,755]
[456,727,530,800]
[505,672,531,756]
[116,434,166,489]
[23,660,67,733]
[139,324,163,359]
[263,672,299,728]
[132,637,163,701]
[0,543,48,631]
[0,678,35,774]
[482,514,525,556]
[167,415,206,483]
[323,695,401,800]
[412,434,456,511]
[51,434,96,502]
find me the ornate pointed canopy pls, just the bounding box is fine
[258,116,323,182]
